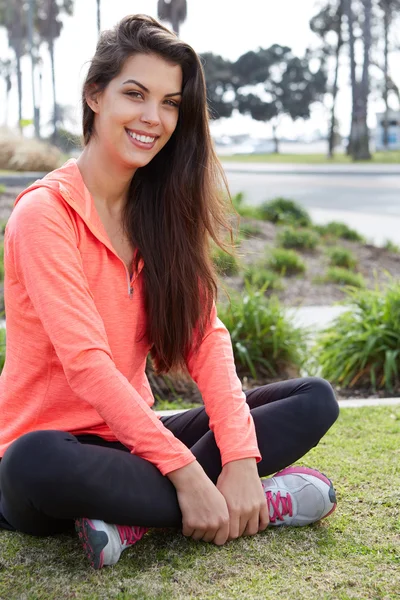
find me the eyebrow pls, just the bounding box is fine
[122,79,182,97]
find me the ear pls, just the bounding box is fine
[85,83,102,114]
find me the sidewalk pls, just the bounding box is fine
[221,161,400,176]
[156,397,400,417]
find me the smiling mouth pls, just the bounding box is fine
[125,129,158,144]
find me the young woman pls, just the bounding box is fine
[0,15,339,570]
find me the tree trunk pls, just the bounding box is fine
[345,0,357,156]
[97,0,101,36]
[272,121,279,154]
[383,2,390,149]
[355,0,371,160]
[15,48,23,134]
[49,39,57,144]
[171,3,180,35]
[328,0,344,159]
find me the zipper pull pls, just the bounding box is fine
[129,286,134,298]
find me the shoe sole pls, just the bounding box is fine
[273,466,337,520]
[75,518,108,569]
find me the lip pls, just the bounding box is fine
[125,128,159,151]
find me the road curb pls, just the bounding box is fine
[156,397,400,417]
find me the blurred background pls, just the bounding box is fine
[1,0,400,160]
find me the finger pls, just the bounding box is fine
[238,514,250,538]
[244,513,259,537]
[191,529,206,542]
[228,513,240,540]
[213,521,230,546]
[182,524,195,538]
[201,529,217,543]
[259,503,270,531]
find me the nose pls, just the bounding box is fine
[140,101,160,127]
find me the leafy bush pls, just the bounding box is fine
[383,240,400,253]
[0,242,3,281]
[212,246,240,276]
[217,282,307,379]
[266,248,306,275]
[0,128,63,171]
[243,265,283,291]
[0,326,5,374]
[231,192,262,219]
[258,197,312,227]
[325,246,358,269]
[316,267,365,288]
[276,226,320,251]
[239,222,263,238]
[314,221,365,242]
[311,280,400,391]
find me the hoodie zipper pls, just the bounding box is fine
[58,185,135,300]
[125,264,134,299]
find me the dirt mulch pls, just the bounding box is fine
[219,215,400,307]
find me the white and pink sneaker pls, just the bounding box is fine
[262,466,337,526]
[75,517,148,569]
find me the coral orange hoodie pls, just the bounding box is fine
[0,159,261,475]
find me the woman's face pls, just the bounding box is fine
[88,53,183,170]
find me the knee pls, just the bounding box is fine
[303,376,340,429]
[0,430,77,489]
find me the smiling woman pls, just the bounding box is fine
[0,14,339,573]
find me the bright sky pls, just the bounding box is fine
[0,0,395,139]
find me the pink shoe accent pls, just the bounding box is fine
[266,490,293,523]
[274,466,332,487]
[116,524,148,546]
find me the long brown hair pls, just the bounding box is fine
[82,14,236,375]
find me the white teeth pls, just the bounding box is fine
[127,130,156,143]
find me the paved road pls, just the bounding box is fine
[222,163,400,246]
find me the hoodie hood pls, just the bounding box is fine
[14,158,144,275]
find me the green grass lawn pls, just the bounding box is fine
[219,151,400,164]
[0,405,399,599]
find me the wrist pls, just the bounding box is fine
[166,459,204,490]
[223,457,258,471]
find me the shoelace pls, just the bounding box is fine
[266,490,293,523]
[117,524,149,546]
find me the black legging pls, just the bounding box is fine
[0,377,339,537]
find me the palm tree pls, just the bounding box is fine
[310,0,345,158]
[157,0,187,36]
[96,0,100,37]
[346,0,371,160]
[0,0,28,133]
[36,0,74,144]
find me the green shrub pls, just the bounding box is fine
[266,248,306,275]
[276,226,319,251]
[243,265,283,291]
[217,282,307,379]
[231,192,262,219]
[0,184,5,194]
[383,239,400,253]
[311,280,400,392]
[212,246,239,276]
[0,242,3,281]
[0,326,5,374]
[315,266,365,287]
[314,221,364,242]
[325,246,358,269]
[239,222,263,238]
[258,197,312,227]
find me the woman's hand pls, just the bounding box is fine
[167,461,230,545]
[216,458,270,540]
